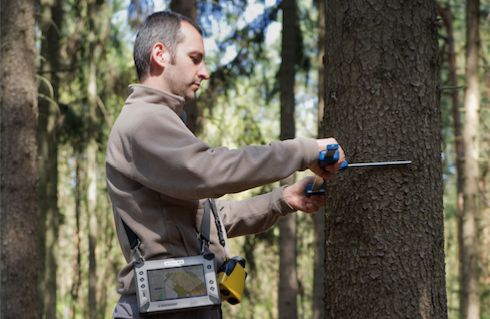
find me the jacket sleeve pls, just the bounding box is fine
[215,186,296,238]
[130,108,319,200]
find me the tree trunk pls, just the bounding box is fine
[480,165,490,286]
[278,0,298,318]
[278,208,298,319]
[323,1,447,318]
[436,0,465,270]
[436,5,465,312]
[70,152,83,318]
[0,0,39,318]
[316,0,326,137]
[87,0,99,317]
[170,0,199,134]
[461,0,480,317]
[313,0,326,318]
[37,0,62,317]
[170,0,197,22]
[481,47,490,288]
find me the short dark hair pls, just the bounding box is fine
[133,11,203,81]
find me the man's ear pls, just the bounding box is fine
[150,43,171,69]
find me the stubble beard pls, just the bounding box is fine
[184,91,196,104]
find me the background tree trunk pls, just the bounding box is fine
[323,1,447,318]
[437,3,464,277]
[481,47,490,289]
[0,0,39,318]
[313,0,326,318]
[87,0,99,317]
[278,0,298,318]
[435,4,465,314]
[170,0,199,134]
[70,153,83,318]
[170,0,197,23]
[461,0,480,317]
[37,0,63,317]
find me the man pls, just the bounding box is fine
[107,11,344,319]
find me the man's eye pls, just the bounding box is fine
[191,57,200,64]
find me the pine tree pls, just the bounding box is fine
[323,0,447,317]
[1,0,39,317]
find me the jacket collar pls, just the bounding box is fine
[126,84,186,115]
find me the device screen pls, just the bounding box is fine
[147,265,207,302]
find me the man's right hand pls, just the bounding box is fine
[309,138,345,179]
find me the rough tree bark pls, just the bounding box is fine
[323,1,447,318]
[278,0,298,318]
[0,0,39,318]
[313,0,326,318]
[37,0,63,317]
[461,0,480,317]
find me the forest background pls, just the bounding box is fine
[2,0,490,318]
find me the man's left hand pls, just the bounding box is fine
[283,176,325,214]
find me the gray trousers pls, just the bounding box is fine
[112,295,222,319]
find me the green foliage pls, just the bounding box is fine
[127,0,155,29]
[48,0,138,317]
[196,1,282,135]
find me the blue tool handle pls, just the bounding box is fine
[306,146,348,196]
[339,160,348,171]
[318,144,339,167]
[306,183,325,196]
[319,144,348,171]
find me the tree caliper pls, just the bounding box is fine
[306,144,412,196]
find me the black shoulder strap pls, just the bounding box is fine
[121,198,225,259]
[199,199,212,245]
[199,199,226,248]
[210,199,226,247]
[179,110,187,124]
[121,218,140,250]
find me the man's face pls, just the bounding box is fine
[162,21,210,103]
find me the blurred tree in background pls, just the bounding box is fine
[1,0,490,318]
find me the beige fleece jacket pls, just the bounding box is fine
[106,84,319,298]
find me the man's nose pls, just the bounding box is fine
[198,63,210,80]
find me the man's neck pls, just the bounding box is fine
[140,77,167,93]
